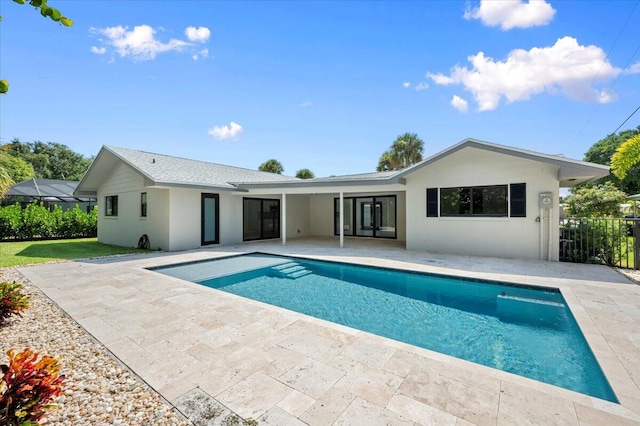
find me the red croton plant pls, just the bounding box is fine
[0,348,65,426]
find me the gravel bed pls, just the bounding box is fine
[0,266,190,426]
[616,267,640,284]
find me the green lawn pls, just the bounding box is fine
[0,238,150,268]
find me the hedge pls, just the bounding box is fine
[0,202,97,240]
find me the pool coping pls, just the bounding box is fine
[17,239,640,424]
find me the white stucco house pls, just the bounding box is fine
[74,138,609,261]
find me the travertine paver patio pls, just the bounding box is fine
[18,238,640,425]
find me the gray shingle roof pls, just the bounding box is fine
[310,170,399,182]
[106,146,299,189]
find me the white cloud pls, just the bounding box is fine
[464,0,556,30]
[192,48,210,61]
[626,61,640,75]
[298,101,313,108]
[90,25,189,60]
[402,82,411,88]
[451,95,469,113]
[427,36,621,111]
[414,82,429,91]
[208,121,243,140]
[185,26,211,42]
[90,46,106,54]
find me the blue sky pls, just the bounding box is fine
[1,0,639,178]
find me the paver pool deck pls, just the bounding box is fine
[18,238,640,425]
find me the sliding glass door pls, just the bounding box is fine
[243,198,280,241]
[334,195,396,239]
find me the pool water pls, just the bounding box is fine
[153,253,617,402]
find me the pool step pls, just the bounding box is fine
[271,262,313,279]
[496,293,566,329]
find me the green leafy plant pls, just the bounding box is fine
[1,0,72,94]
[0,203,97,240]
[0,348,65,425]
[0,282,29,324]
[564,182,627,218]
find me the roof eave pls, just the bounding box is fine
[234,175,404,190]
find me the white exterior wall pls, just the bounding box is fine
[405,148,559,260]
[286,195,310,238]
[97,164,171,250]
[167,189,244,251]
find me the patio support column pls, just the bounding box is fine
[282,193,287,245]
[339,191,344,248]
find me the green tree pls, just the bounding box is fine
[0,151,36,183]
[583,126,640,195]
[564,182,627,218]
[1,139,92,180]
[377,133,424,171]
[1,0,73,94]
[0,167,12,198]
[295,168,315,179]
[258,159,284,175]
[611,134,640,182]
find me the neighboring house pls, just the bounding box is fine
[3,178,96,212]
[75,139,609,261]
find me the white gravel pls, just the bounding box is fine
[616,267,640,284]
[0,266,190,426]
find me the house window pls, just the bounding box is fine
[440,185,508,217]
[140,192,147,217]
[105,195,118,217]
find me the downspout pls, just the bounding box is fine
[547,207,553,261]
[539,207,544,261]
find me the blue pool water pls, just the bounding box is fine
[153,253,617,402]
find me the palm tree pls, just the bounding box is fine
[295,168,315,179]
[611,134,640,180]
[376,133,424,171]
[258,159,284,174]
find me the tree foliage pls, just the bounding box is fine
[0,0,72,94]
[377,133,424,171]
[564,182,627,218]
[583,126,640,195]
[0,151,36,182]
[1,139,92,181]
[611,134,640,181]
[258,159,284,175]
[0,168,11,199]
[295,168,315,179]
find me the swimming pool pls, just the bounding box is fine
[152,252,617,402]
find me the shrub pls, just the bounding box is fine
[564,182,627,218]
[0,204,23,240]
[0,282,29,324]
[22,202,54,240]
[0,202,97,240]
[0,348,65,426]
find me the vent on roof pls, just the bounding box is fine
[152,158,155,163]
